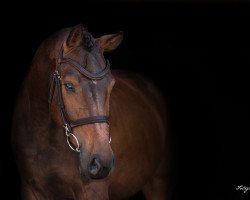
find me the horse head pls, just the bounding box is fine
[49,24,123,179]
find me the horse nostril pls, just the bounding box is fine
[87,155,114,179]
[89,157,101,177]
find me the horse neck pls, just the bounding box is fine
[24,30,68,118]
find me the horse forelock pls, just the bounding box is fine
[53,27,104,74]
[81,27,95,52]
[79,28,106,73]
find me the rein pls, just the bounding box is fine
[48,45,110,152]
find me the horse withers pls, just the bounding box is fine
[11,24,172,199]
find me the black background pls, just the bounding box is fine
[1,1,250,200]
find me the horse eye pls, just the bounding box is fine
[64,83,75,92]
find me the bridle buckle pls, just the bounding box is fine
[64,124,71,137]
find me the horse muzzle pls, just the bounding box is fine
[79,151,115,180]
[88,154,115,179]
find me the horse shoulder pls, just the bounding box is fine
[108,70,168,198]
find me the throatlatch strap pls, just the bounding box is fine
[48,74,56,104]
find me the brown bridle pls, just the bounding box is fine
[48,44,111,152]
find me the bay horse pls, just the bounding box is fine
[12,24,171,200]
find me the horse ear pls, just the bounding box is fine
[66,24,84,48]
[96,31,123,52]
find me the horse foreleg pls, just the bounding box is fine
[21,181,45,200]
[77,181,110,200]
[142,154,172,200]
[21,183,37,200]
[142,176,169,200]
